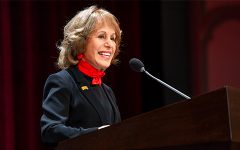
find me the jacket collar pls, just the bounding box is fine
[68,66,120,124]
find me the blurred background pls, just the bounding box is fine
[1,0,240,149]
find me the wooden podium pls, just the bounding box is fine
[56,86,240,150]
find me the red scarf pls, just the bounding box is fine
[77,54,105,85]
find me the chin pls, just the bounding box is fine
[99,64,111,71]
[97,60,112,70]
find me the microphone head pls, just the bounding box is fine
[129,58,145,72]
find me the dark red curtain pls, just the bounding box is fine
[1,0,203,149]
[0,1,142,150]
[0,1,14,150]
[2,0,240,149]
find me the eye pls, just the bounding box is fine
[98,34,105,39]
[110,36,116,42]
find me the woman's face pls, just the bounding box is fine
[83,23,116,71]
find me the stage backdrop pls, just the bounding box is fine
[1,0,240,150]
[0,1,142,150]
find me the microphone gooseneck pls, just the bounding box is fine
[129,58,191,100]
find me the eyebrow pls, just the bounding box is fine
[96,30,116,35]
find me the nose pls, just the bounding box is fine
[104,38,113,48]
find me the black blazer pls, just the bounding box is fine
[41,66,121,144]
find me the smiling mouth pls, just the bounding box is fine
[98,51,111,58]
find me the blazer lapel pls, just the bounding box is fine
[102,84,121,122]
[69,66,106,124]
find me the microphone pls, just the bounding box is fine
[129,58,191,99]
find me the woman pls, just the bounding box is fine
[40,5,122,144]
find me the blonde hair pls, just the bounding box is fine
[57,5,122,69]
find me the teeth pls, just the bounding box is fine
[99,52,111,56]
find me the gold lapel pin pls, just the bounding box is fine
[81,86,89,91]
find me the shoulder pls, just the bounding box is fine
[49,69,70,78]
[44,69,75,90]
[47,69,72,82]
